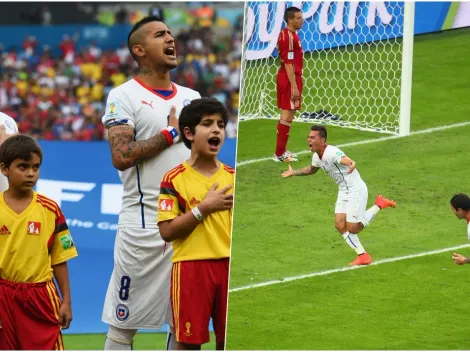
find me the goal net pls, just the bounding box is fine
[239,1,414,135]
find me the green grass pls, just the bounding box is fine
[227,28,470,350]
[63,333,216,350]
[228,254,470,350]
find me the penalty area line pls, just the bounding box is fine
[229,243,470,293]
[236,121,470,167]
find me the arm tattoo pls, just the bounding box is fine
[465,257,470,264]
[108,126,169,166]
[292,165,314,176]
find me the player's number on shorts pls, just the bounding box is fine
[119,276,131,301]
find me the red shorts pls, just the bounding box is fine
[0,279,63,350]
[277,73,303,111]
[171,258,229,345]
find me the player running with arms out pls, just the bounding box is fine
[281,125,396,266]
[0,112,19,192]
[0,135,77,350]
[273,6,304,163]
[449,193,470,265]
[157,98,234,350]
[101,15,200,350]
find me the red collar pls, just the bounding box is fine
[133,77,177,100]
[319,144,328,160]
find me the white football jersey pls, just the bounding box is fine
[102,78,201,228]
[467,221,470,240]
[311,145,366,192]
[0,112,19,192]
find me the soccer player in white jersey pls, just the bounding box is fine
[101,16,201,350]
[0,112,19,192]
[450,193,470,265]
[281,125,396,266]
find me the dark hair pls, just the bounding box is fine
[450,193,470,211]
[127,15,163,62]
[0,135,43,167]
[284,6,301,23]
[179,98,229,149]
[310,125,327,140]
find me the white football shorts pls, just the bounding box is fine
[335,186,368,223]
[102,227,173,329]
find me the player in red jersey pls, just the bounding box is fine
[273,6,304,163]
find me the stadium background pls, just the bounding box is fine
[227,1,470,350]
[0,1,242,336]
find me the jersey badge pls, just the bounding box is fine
[185,321,192,337]
[105,101,120,121]
[59,234,75,250]
[287,52,294,60]
[159,199,174,212]
[27,221,41,235]
[116,304,129,321]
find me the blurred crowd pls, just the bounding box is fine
[0,9,241,141]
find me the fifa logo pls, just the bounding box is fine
[109,103,115,114]
[184,321,192,336]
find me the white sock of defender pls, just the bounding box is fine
[166,325,177,350]
[342,231,366,255]
[104,326,136,350]
[360,205,380,227]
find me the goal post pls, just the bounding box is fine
[240,1,415,136]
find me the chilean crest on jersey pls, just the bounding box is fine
[116,304,129,321]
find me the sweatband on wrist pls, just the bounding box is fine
[191,206,203,222]
[162,127,179,146]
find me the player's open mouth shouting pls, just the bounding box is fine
[208,136,221,152]
[164,45,176,60]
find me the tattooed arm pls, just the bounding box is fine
[107,125,170,171]
[281,164,320,178]
[292,165,320,176]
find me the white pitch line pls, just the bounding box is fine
[236,121,470,167]
[229,243,470,293]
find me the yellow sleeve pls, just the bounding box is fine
[158,178,183,223]
[50,210,78,265]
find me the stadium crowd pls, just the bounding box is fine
[0,17,241,141]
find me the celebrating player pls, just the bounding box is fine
[0,135,77,350]
[449,193,470,265]
[273,6,304,163]
[101,16,201,350]
[0,112,19,192]
[158,98,234,350]
[281,125,396,266]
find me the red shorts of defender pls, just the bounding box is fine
[277,73,303,111]
[0,279,64,350]
[171,258,229,345]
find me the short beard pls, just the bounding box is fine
[140,62,177,74]
[165,62,178,70]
